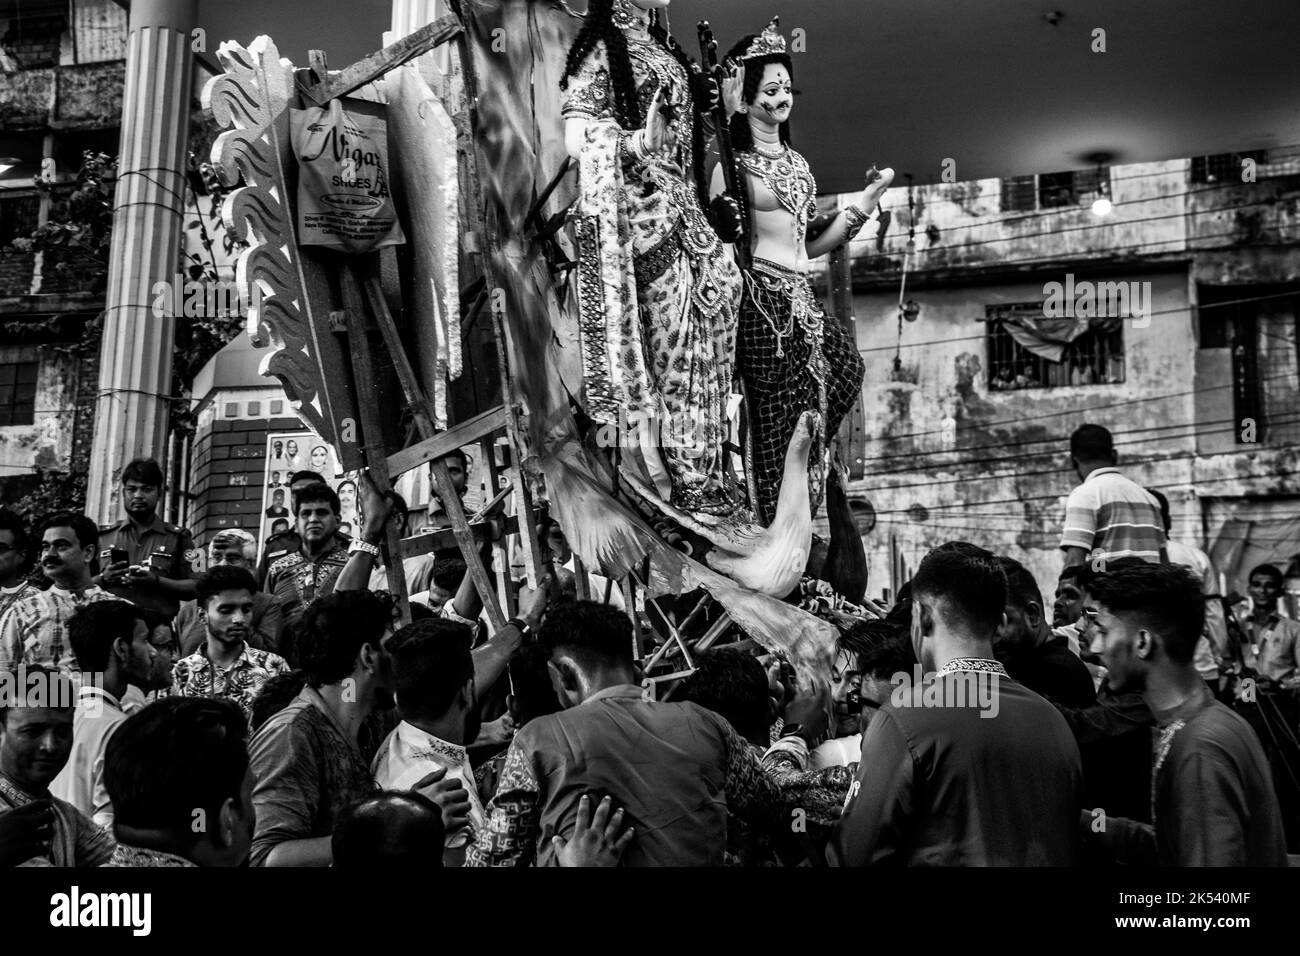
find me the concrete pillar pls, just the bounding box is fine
[85,0,197,523]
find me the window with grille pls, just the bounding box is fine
[0,194,40,247]
[0,361,38,426]
[999,168,1110,212]
[1191,151,1267,184]
[985,303,1126,390]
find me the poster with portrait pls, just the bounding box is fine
[260,431,351,559]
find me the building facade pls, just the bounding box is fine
[0,0,125,501]
[831,151,1300,603]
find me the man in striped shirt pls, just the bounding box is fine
[1060,424,1167,572]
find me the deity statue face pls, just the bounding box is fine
[748,62,793,129]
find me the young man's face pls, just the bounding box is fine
[297,500,340,547]
[1091,604,1145,693]
[121,619,159,686]
[830,647,862,737]
[0,528,25,583]
[0,706,74,791]
[39,526,90,583]
[1248,573,1281,613]
[1054,579,1085,627]
[202,589,254,648]
[122,480,160,521]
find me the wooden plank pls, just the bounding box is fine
[336,296,410,625]
[399,515,519,559]
[301,13,463,105]
[480,435,517,618]
[386,406,507,477]
[360,274,439,436]
[433,457,506,630]
[573,554,591,601]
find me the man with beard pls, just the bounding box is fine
[0,665,116,866]
[247,590,396,866]
[171,566,290,719]
[0,513,122,672]
[49,601,157,827]
[1083,561,1286,865]
[263,483,350,635]
[96,458,196,618]
[104,697,255,867]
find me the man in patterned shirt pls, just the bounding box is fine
[263,483,350,642]
[247,590,395,866]
[0,513,122,672]
[466,602,791,867]
[171,566,290,718]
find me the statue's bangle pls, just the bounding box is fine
[843,204,870,240]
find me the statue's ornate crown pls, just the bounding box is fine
[741,17,785,61]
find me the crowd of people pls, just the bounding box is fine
[0,422,1297,867]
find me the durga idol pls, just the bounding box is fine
[717,19,893,525]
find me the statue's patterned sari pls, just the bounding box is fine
[563,36,743,518]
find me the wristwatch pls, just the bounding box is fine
[349,540,381,558]
[507,616,534,639]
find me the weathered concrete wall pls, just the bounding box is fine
[0,60,124,131]
[845,270,1197,604]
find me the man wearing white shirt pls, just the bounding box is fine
[372,618,482,865]
[49,601,157,828]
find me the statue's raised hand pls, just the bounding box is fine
[643,84,673,154]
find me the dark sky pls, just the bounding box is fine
[196,0,1300,192]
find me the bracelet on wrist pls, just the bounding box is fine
[349,540,381,558]
[843,204,870,240]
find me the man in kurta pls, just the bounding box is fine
[829,544,1083,866]
[1084,561,1286,866]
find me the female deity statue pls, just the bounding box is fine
[716,19,893,525]
[561,0,746,520]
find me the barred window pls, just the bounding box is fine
[1191,151,1267,184]
[0,360,38,426]
[999,168,1110,213]
[985,302,1126,390]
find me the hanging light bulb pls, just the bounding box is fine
[1086,151,1114,217]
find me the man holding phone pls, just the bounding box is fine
[96,458,196,619]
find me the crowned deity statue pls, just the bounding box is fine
[715,19,893,526]
[561,0,747,521]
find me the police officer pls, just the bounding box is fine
[95,458,196,618]
[256,470,351,585]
